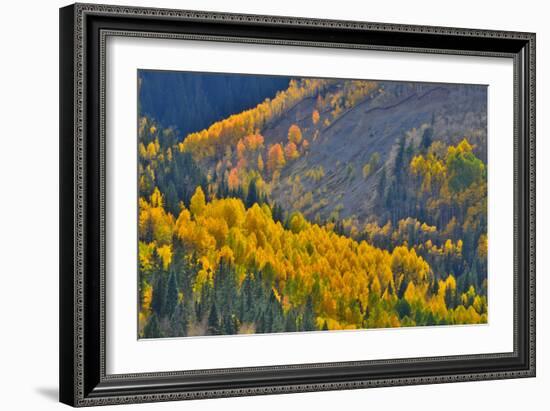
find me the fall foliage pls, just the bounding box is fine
[139,187,486,337]
[137,74,488,338]
[288,124,303,145]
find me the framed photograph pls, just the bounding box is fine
[59,3,536,407]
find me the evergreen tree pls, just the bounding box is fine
[395,298,411,319]
[394,136,406,179]
[256,311,265,334]
[208,302,220,335]
[445,284,457,310]
[269,291,285,333]
[263,308,273,333]
[170,302,189,337]
[303,296,317,331]
[470,258,480,289]
[143,314,161,338]
[197,282,213,321]
[221,313,237,335]
[246,179,259,208]
[165,181,179,216]
[239,274,254,323]
[151,274,165,317]
[285,309,297,332]
[173,248,194,301]
[420,126,434,153]
[165,271,179,318]
[271,202,284,224]
[216,174,229,199]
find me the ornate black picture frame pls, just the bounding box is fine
[59,3,535,407]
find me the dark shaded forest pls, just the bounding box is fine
[139,70,291,137]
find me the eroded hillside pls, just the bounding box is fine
[264,81,487,225]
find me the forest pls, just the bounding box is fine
[137,71,488,338]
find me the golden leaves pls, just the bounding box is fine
[477,234,488,259]
[139,182,486,329]
[227,168,239,191]
[267,144,286,175]
[284,142,299,160]
[138,193,174,245]
[156,244,172,270]
[287,124,302,145]
[190,186,206,217]
[312,109,320,125]
[257,153,264,172]
[181,79,330,160]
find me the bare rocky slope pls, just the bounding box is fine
[262,81,487,224]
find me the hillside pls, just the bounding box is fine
[136,76,488,338]
[264,81,487,224]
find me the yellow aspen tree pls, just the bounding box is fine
[285,142,299,160]
[312,109,320,125]
[288,124,303,145]
[267,144,286,175]
[227,168,239,191]
[190,186,206,217]
[257,153,264,172]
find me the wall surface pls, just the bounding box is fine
[0,0,546,409]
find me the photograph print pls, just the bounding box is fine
[137,70,488,339]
